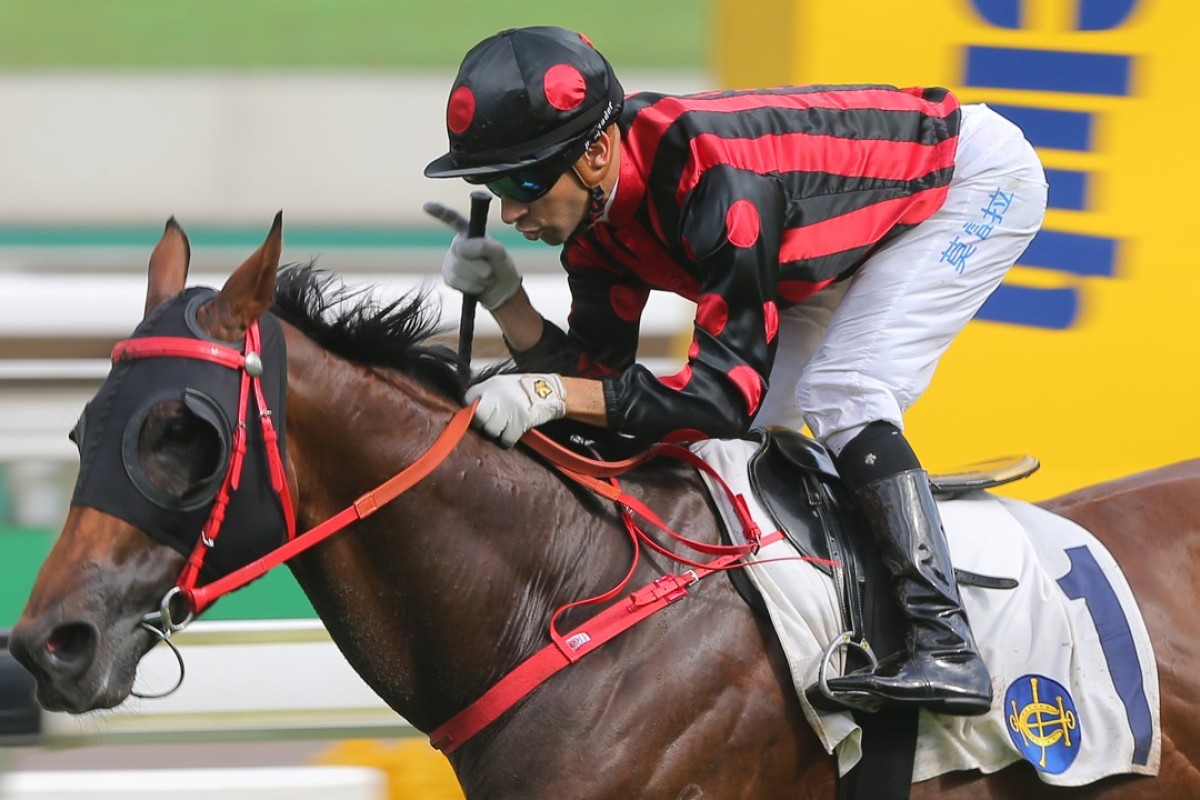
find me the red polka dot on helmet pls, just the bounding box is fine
[544,64,587,111]
[425,26,624,180]
[447,86,475,135]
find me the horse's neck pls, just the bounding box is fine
[280,333,623,730]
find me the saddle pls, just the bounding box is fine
[734,428,1035,800]
[737,427,1032,672]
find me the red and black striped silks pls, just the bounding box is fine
[516,85,961,442]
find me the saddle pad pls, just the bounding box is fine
[689,439,1161,787]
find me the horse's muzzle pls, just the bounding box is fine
[7,616,109,713]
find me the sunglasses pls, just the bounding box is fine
[478,161,569,203]
[471,133,593,202]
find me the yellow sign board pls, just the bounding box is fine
[717,0,1198,499]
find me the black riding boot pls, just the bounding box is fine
[826,469,993,715]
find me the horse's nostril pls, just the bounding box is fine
[45,622,97,674]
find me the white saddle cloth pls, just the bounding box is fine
[690,438,1161,787]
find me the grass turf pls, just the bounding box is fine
[0,0,710,70]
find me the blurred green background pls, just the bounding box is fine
[0,0,709,69]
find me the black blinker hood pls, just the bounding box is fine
[70,287,289,581]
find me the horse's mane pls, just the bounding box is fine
[270,264,651,458]
[270,264,467,398]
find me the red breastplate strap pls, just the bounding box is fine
[428,429,785,755]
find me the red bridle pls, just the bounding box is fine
[112,322,475,621]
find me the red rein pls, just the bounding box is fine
[114,324,781,755]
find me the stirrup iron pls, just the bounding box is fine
[815,631,882,713]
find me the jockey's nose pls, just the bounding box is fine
[499,196,528,225]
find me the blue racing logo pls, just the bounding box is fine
[1005,674,1081,773]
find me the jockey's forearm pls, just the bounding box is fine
[560,377,608,428]
[490,287,545,352]
[489,291,609,427]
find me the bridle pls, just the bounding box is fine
[114,318,476,697]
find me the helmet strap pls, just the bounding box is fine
[580,184,607,233]
[571,128,617,234]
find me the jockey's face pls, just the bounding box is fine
[497,127,617,247]
[497,168,591,247]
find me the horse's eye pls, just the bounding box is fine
[137,400,223,500]
[162,416,199,443]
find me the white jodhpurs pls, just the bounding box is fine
[751,104,1048,453]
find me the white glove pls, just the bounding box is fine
[465,373,567,448]
[424,200,522,311]
[442,234,522,310]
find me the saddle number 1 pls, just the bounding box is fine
[1056,545,1154,766]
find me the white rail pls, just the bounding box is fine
[0,273,695,338]
[38,620,413,747]
[0,766,385,800]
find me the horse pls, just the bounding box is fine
[7,216,1199,799]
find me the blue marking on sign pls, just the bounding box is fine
[966,46,1132,96]
[977,284,1077,329]
[1044,169,1087,211]
[969,0,1022,29]
[1004,674,1082,774]
[1078,0,1139,31]
[1022,230,1117,277]
[987,105,1093,152]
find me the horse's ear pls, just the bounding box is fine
[208,211,283,339]
[145,217,191,319]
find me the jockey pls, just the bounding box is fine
[425,25,1047,716]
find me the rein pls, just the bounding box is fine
[116,323,781,753]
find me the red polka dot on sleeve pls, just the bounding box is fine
[727,364,764,415]
[724,199,761,248]
[763,300,779,343]
[659,364,693,391]
[695,293,730,337]
[609,284,648,322]
[663,428,710,444]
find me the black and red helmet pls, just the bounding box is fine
[424,26,624,181]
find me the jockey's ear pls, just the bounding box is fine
[206,211,283,340]
[145,217,191,319]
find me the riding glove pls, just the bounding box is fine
[425,199,524,311]
[441,234,523,311]
[466,373,566,448]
